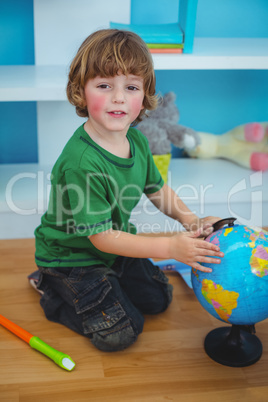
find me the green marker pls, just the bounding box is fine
[29,336,76,371]
[0,314,76,371]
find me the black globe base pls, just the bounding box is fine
[204,325,262,367]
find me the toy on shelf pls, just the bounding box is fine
[0,314,75,371]
[138,92,199,181]
[139,91,268,172]
[185,122,268,171]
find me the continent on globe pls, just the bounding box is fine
[208,226,233,247]
[201,279,239,322]
[250,245,268,278]
[245,226,267,248]
[224,227,233,237]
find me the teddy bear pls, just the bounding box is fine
[137,92,200,155]
[138,92,268,172]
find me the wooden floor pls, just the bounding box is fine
[1,238,268,402]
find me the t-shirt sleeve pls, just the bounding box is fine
[144,148,165,195]
[64,169,113,236]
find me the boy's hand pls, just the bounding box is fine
[170,227,224,273]
[183,216,223,238]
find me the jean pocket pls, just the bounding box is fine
[73,275,112,313]
[82,302,126,334]
[72,275,126,335]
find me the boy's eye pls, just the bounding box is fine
[97,84,110,89]
[127,86,139,91]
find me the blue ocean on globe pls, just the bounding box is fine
[191,224,268,325]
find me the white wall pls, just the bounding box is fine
[34,0,131,65]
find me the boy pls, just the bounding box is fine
[32,29,223,352]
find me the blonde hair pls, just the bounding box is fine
[66,29,158,125]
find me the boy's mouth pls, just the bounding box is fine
[108,111,126,117]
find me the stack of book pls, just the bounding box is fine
[110,22,184,54]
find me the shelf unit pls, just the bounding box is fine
[1,38,268,102]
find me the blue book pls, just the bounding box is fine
[109,22,184,44]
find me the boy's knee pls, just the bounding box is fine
[156,282,173,313]
[144,282,173,315]
[164,282,173,309]
[153,266,173,312]
[90,317,143,352]
[141,264,173,314]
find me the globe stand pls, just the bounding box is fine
[204,325,262,367]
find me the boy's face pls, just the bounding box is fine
[84,73,144,136]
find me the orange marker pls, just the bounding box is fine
[0,314,75,371]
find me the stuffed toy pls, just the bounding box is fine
[138,92,268,172]
[138,92,200,155]
[185,123,268,171]
[137,92,200,182]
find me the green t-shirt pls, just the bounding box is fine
[35,124,164,268]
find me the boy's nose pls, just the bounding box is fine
[112,88,125,103]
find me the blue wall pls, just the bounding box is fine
[156,70,268,134]
[132,0,268,38]
[195,0,268,38]
[0,0,35,64]
[131,0,179,24]
[0,0,38,164]
[0,101,38,163]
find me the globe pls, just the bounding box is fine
[191,218,268,367]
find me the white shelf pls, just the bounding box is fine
[153,38,268,70]
[1,38,268,102]
[0,65,68,101]
[1,159,267,239]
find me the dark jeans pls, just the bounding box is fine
[37,256,173,352]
